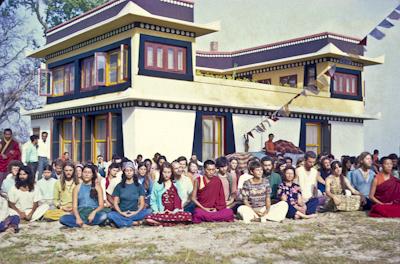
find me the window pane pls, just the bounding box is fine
[202,143,214,162]
[351,78,356,94]
[96,118,106,140]
[157,48,163,68]
[109,53,118,83]
[306,124,318,145]
[112,116,118,140]
[177,50,183,71]
[69,65,75,92]
[96,142,106,157]
[346,78,350,93]
[64,143,72,156]
[53,68,64,95]
[75,119,82,140]
[202,119,213,142]
[111,141,117,157]
[168,48,174,69]
[63,122,72,140]
[147,46,153,66]
[98,55,106,83]
[76,142,82,162]
[306,146,318,153]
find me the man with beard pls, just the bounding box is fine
[172,161,194,212]
[261,156,282,203]
[0,129,21,186]
[349,152,375,210]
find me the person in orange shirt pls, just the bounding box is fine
[265,133,276,156]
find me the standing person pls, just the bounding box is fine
[277,167,317,219]
[172,161,194,212]
[238,161,288,223]
[191,160,234,223]
[36,165,57,207]
[60,165,107,228]
[348,152,375,210]
[37,132,50,181]
[0,192,20,233]
[43,162,79,221]
[137,162,153,206]
[264,133,277,156]
[1,160,23,194]
[24,135,39,179]
[324,161,365,212]
[107,162,152,228]
[369,157,400,218]
[8,166,49,222]
[318,157,331,194]
[0,129,21,186]
[216,157,236,208]
[145,163,192,226]
[261,156,282,202]
[295,151,322,215]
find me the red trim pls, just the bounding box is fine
[333,72,358,96]
[196,32,362,56]
[144,42,186,74]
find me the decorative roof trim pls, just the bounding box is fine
[30,100,364,124]
[160,0,194,8]
[45,22,195,60]
[196,32,361,58]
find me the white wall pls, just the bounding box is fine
[330,121,364,158]
[233,115,301,152]
[23,118,52,162]
[122,107,196,161]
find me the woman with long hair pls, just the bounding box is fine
[8,166,49,222]
[60,165,107,227]
[187,161,200,183]
[145,162,192,226]
[43,162,79,221]
[324,161,364,212]
[107,162,152,228]
[137,162,153,206]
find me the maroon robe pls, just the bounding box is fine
[0,139,21,173]
[369,176,400,218]
[192,176,234,223]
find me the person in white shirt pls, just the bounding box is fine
[37,132,50,180]
[0,193,20,233]
[8,166,49,222]
[1,160,23,195]
[36,165,57,208]
[172,161,194,212]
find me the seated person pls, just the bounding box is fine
[261,156,282,203]
[278,167,317,219]
[36,165,57,207]
[60,165,107,228]
[191,160,234,223]
[145,163,192,226]
[1,160,23,195]
[238,161,288,223]
[43,162,79,221]
[137,162,153,207]
[325,161,365,211]
[264,133,277,156]
[172,161,194,213]
[369,157,400,218]
[0,192,19,233]
[107,162,152,228]
[100,163,121,209]
[216,157,236,209]
[8,166,49,222]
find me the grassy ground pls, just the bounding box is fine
[0,211,399,264]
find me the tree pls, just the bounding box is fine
[7,0,108,34]
[0,11,44,142]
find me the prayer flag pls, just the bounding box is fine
[388,10,400,20]
[369,28,386,40]
[378,19,394,28]
[247,131,254,138]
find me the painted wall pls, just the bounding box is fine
[233,115,301,152]
[330,121,364,157]
[122,107,196,161]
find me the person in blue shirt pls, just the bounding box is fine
[107,162,151,228]
[137,162,153,206]
[348,152,375,210]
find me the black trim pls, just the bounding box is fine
[299,118,329,153]
[138,34,193,81]
[47,38,131,104]
[329,67,362,101]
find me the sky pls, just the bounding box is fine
[194,0,400,156]
[14,0,400,156]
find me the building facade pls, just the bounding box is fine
[25,0,383,162]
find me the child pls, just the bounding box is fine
[8,166,49,222]
[0,192,19,233]
[145,162,192,226]
[60,165,107,228]
[36,165,57,207]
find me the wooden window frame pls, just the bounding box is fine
[81,57,95,91]
[279,74,298,88]
[144,42,187,74]
[202,116,225,160]
[50,64,75,97]
[333,72,358,96]
[94,115,107,159]
[61,119,73,158]
[305,122,321,154]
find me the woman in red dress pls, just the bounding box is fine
[145,162,192,226]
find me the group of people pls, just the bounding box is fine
[0,128,400,233]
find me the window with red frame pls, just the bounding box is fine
[144,42,186,74]
[81,57,95,91]
[333,72,358,96]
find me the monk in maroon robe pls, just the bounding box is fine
[369,157,400,218]
[192,160,234,223]
[0,129,21,185]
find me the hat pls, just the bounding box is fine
[123,161,135,170]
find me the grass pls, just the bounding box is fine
[279,233,315,250]
[249,234,278,244]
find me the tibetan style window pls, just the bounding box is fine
[202,116,225,161]
[144,42,186,74]
[332,72,358,96]
[257,79,272,85]
[280,75,297,88]
[38,64,75,97]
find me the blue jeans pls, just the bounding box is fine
[37,157,49,180]
[59,211,108,228]
[108,209,152,228]
[184,202,196,214]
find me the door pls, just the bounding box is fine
[202,115,225,161]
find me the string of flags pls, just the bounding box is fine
[359,4,400,45]
[243,65,336,141]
